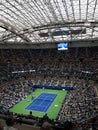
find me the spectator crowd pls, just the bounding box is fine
[0,47,98,130]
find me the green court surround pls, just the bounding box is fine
[10,88,67,119]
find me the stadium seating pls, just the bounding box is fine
[0,47,98,130]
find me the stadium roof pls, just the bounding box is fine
[0,0,98,48]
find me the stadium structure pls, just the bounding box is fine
[0,1,98,130]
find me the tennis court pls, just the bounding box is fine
[26,93,57,112]
[10,89,67,119]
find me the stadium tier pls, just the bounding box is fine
[0,48,98,130]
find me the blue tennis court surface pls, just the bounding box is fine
[26,93,57,112]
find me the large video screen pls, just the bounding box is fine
[57,42,68,50]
